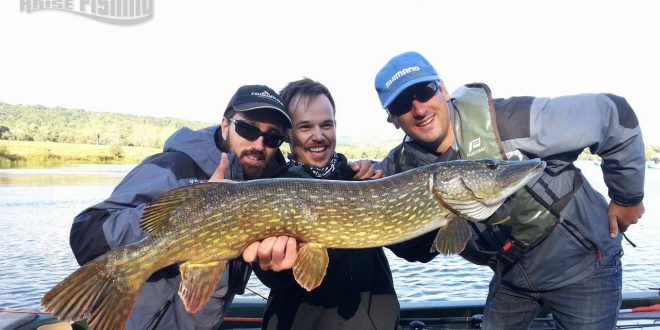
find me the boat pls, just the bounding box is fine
[3,290,658,330]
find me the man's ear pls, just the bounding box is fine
[221,117,230,140]
[284,128,291,143]
[387,114,401,129]
[440,80,451,102]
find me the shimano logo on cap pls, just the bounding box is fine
[385,66,420,88]
[251,91,284,107]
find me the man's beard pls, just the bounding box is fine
[224,133,269,180]
[241,148,268,179]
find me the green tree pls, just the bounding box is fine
[0,125,10,139]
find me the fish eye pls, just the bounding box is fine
[485,160,498,170]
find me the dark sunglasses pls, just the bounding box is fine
[228,118,285,148]
[387,81,440,117]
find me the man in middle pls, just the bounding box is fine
[251,78,398,330]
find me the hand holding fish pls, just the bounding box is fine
[243,236,299,271]
[349,160,384,180]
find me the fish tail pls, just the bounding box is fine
[42,246,151,330]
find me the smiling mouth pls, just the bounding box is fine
[417,115,434,127]
[242,152,264,162]
[307,146,328,153]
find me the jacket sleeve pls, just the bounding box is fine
[70,155,190,265]
[252,267,298,290]
[502,93,645,205]
[386,230,439,263]
[374,145,400,176]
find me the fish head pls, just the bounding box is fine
[430,158,546,221]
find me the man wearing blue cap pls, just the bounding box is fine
[374,51,645,329]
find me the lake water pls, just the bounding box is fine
[0,161,658,310]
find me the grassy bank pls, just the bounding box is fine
[0,140,160,168]
[3,139,657,169]
[0,137,401,168]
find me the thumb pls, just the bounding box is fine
[608,208,619,239]
[209,152,229,182]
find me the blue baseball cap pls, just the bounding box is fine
[374,51,440,109]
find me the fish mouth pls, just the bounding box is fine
[444,160,546,220]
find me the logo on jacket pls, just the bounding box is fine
[505,149,524,161]
[467,137,485,157]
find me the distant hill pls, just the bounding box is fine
[9,101,653,162]
[0,102,402,161]
[0,102,215,148]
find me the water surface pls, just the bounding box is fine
[0,162,658,310]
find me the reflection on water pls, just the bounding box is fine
[1,162,658,310]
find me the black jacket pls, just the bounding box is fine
[253,154,401,330]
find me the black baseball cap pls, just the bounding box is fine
[225,85,292,128]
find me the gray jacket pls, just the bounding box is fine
[70,126,258,329]
[377,88,645,291]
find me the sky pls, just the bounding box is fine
[2,0,659,144]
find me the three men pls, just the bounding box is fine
[70,53,646,329]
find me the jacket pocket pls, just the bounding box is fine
[560,219,599,252]
[506,220,598,291]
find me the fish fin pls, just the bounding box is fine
[443,199,503,221]
[178,261,227,313]
[41,247,146,330]
[141,182,224,235]
[431,216,472,255]
[292,243,329,291]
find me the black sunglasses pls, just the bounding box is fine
[387,81,440,117]
[228,118,285,148]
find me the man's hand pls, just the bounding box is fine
[349,160,384,180]
[608,201,645,238]
[209,153,235,183]
[242,236,299,271]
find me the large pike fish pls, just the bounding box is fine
[42,158,545,329]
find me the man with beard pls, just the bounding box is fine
[69,85,294,330]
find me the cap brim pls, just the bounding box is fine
[233,102,292,127]
[382,75,440,109]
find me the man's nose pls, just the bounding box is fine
[252,136,266,151]
[311,126,324,140]
[410,100,427,118]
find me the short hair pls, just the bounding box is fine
[279,78,336,115]
[224,108,237,120]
